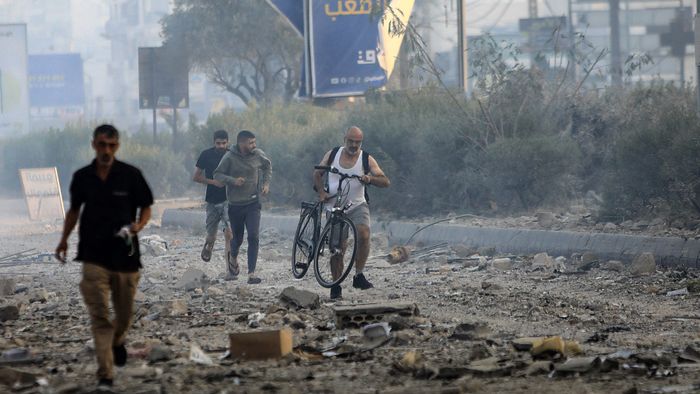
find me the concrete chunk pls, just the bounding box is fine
[279,287,320,310]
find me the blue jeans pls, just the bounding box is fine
[228,201,261,274]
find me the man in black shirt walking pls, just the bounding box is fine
[55,124,153,387]
[193,129,232,271]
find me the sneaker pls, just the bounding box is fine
[97,378,113,387]
[330,284,342,300]
[201,241,213,262]
[247,276,262,284]
[352,273,373,290]
[113,344,127,366]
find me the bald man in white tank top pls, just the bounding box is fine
[313,126,390,300]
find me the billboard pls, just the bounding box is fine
[0,24,30,135]
[138,46,189,109]
[268,0,413,98]
[28,53,85,107]
[309,0,388,97]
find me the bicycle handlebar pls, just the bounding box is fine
[314,165,363,181]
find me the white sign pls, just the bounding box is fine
[19,167,65,221]
[0,24,30,136]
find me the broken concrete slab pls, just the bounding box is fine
[334,303,419,329]
[279,287,320,310]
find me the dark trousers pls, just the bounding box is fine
[228,201,261,273]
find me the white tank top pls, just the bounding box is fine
[326,147,365,212]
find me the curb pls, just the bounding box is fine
[162,209,700,268]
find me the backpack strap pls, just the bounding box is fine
[326,146,341,166]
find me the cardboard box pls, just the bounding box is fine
[229,329,293,360]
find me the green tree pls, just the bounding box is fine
[161,0,303,106]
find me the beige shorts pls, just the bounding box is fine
[345,202,370,229]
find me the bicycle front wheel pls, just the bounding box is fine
[313,216,357,288]
[291,210,315,279]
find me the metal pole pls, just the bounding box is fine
[568,0,575,80]
[696,0,700,113]
[151,48,157,143]
[457,0,468,95]
[172,106,178,150]
[610,0,622,86]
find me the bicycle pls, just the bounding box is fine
[291,165,361,288]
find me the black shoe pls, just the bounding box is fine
[330,284,342,300]
[113,344,127,366]
[247,276,262,284]
[98,378,113,387]
[352,273,374,290]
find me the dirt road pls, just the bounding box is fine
[0,214,699,393]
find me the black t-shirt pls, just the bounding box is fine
[196,147,228,203]
[70,159,154,272]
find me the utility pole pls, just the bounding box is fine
[568,0,576,79]
[457,0,468,95]
[528,0,538,68]
[610,0,622,86]
[528,0,538,19]
[696,0,700,113]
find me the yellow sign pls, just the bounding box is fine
[19,167,65,221]
[324,0,373,19]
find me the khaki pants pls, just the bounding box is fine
[79,263,140,380]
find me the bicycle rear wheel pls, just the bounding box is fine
[313,216,357,288]
[291,210,315,279]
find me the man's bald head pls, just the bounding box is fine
[344,126,364,156]
[346,126,364,139]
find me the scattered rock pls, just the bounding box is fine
[148,344,174,363]
[168,300,188,316]
[0,367,36,389]
[176,269,208,291]
[279,287,320,310]
[0,305,19,322]
[601,260,624,272]
[630,253,656,275]
[554,357,599,373]
[450,322,491,341]
[535,212,556,227]
[0,279,15,296]
[490,258,513,271]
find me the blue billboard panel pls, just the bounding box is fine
[267,0,304,35]
[309,0,387,97]
[28,54,85,107]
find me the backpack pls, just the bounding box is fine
[321,146,371,204]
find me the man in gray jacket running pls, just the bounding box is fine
[214,130,272,283]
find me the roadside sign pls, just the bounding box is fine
[18,167,65,221]
[138,46,189,109]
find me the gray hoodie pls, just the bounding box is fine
[213,147,272,206]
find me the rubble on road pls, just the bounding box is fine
[0,224,698,393]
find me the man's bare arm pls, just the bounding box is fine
[313,151,332,198]
[55,207,80,263]
[193,167,223,187]
[131,206,151,233]
[365,156,390,188]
